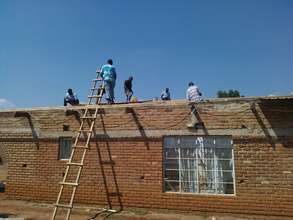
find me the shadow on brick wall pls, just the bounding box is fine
[14,111,39,149]
[94,114,123,213]
[126,107,150,150]
[251,99,293,149]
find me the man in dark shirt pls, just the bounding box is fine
[161,88,171,100]
[64,88,79,106]
[124,76,133,103]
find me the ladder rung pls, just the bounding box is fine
[56,204,73,209]
[91,86,105,90]
[101,160,115,165]
[73,145,89,149]
[102,208,119,213]
[88,95,103,99]
[59,182,79,186]
[78,129,93,133]
[81,116,97,119]
[92,78,103,82]
[67,162,84,166]
[108,192,122,197]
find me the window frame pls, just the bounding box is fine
[163,135,236,196]
[58,137,72,160]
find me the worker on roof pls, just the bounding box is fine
[186,82,202,102]
[96,59,117,104]
[64,88,79,106]
[130,95,138,102]
[186,82,203,128]
[161,88,171,101]
[124,76,133,103]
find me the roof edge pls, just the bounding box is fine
[0,95,292,113]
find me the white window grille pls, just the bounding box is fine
[59,137,72,160]
[164,136,235,195]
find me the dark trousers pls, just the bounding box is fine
[125,89,133,102]
[64,98,79,106]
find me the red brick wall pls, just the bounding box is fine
[1,97,293,217]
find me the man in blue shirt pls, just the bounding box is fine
[96,59,117,104]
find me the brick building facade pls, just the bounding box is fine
[0,96,292,218]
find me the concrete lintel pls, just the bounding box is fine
[90,128,293,139]
[0,128,292,140]
[0,96,291,113]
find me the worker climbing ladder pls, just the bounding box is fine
[51,75,121,220]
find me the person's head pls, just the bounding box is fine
[129,76,133,81]
[166,88,169,92]
[67,88,73,95]
[107,59,113,65]
[188,82,194,87]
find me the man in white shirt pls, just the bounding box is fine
[186,82,203,128]
[186,82,202,101]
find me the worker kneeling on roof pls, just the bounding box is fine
[64,88,79,106]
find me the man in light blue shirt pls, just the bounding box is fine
[96,59,117,104]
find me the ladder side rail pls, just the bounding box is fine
[52,147,75,219]
[52,114,87,219]
[65,187,77,220]
[52,76,105,220]
[81,108,90,118]
[65,113,96,219]
[85,121,94,147]
[65,149,88,220]
[76,120,94,164]
[88,79,98,105]
[96,81,105,105]
[73,131,82,147]
[103,131,123,211]
[95,131,113,210]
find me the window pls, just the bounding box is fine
[59,137,72,160]
[164,136,235,195]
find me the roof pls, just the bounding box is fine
[0,95,292,113]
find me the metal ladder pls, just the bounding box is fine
[52,76,106,220]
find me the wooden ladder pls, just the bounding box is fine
[52,77,106,220]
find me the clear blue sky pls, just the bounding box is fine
[0,0,292,108]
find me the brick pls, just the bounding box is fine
[0,97,292,217]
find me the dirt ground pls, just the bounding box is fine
[0,194,292,220]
